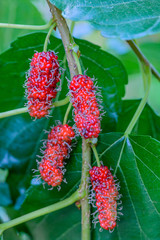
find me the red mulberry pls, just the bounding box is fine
[26,51,60,118]
[70,74,100,139]
[89,166,119,230]
[39,124,75,187]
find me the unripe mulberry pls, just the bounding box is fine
[70,74,100,139]
[26,51,60,118]
[89,166,119,230]
[39,124,75,187]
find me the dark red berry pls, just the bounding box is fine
[70,74,100,139]
[89,166,118,230]
[26,51,60,118]
[39,124,75,187]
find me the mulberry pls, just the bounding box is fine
[39,124,75,187]
[70,74,100,139]
[26,51,60,118]
[89,166,119,230]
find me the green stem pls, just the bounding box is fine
[43,22,56,52]
[0,97,69,119]
[70,21,75,35]
[79,139,91,240]
[124,64,151,137]
[126,40,160,82]
[0,19,53,30]
[53,96,69,107]
[72,51,82,75]
[0,190,79,235]
[91,145,101,167]
[0,107,28,119]
[63,101,72,125]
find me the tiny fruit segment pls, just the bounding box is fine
[39,124,75,187]
[26,51,60,118]
[89,166,119,230]
[70,74,101,139]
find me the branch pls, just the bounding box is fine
[46,1,79,78]
[46,3,91,240]
[79,139,91,240]
[0,190,79,235]
[126,40,160,81]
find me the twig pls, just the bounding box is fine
[46,2,79,78]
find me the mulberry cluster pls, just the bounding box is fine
[39,124,75,187]
[70,74,101,139]
[89,166,118,230]
[26,51,60,118]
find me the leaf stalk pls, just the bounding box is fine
[0,19,53,30]
[124,64,151,136]
[0,190,80,235]
[126,40,160,81]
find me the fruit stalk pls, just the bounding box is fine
[0,97,70,119]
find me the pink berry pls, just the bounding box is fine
[70,74,100,139]
[26,51,60,118]
[89,166,119,230]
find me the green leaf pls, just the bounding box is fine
[92,133,160,239]
[0,169,8,182]
[49,0,160,39]
[3,229,22,240]
[0,183,12,206]
[0,0,45,53]
[0,32,127,211]
[117,100,160,140]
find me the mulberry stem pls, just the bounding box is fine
[79,139,91,240]
[46,3,91,240]
[43,21,56,52]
